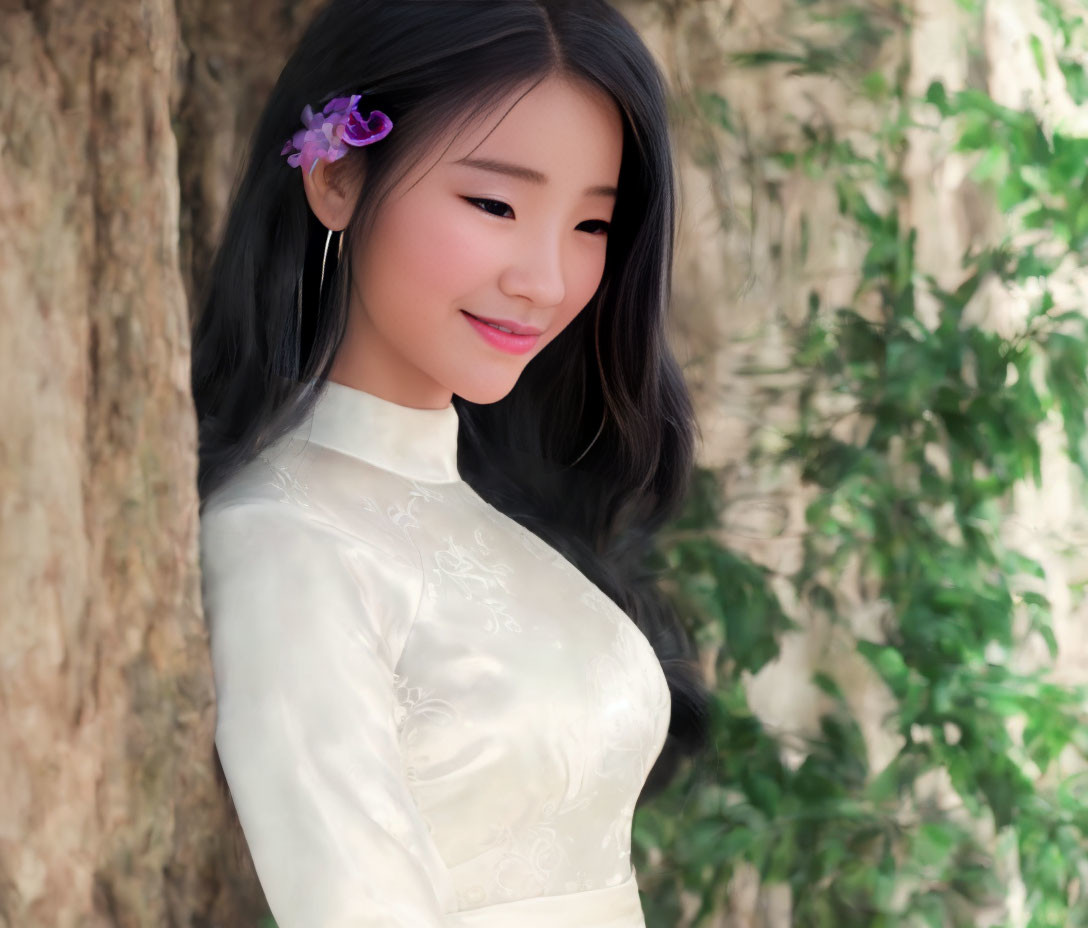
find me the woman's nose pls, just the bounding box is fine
[498,233,567,308]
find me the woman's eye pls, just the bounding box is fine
[578,220,610,236]
[464,197,609,236]
[464,197,514,219]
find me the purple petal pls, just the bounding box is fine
[324,94,362,117]
[343,109,393,147]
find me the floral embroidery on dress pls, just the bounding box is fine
[468,493,578,577]
[258,453,313,509]
[429,530,521,631]
[470,526,492,555]
[492,821,565,896]
[453,821,566,907]
[431,535,514,600]
[348,493,380,514]
[385,479,446,536]
[386,495,422,534]
[480,598,522,634]
[601,798,637,874]
[407,479,445,504]
[392,671,459,781]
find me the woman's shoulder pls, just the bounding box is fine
[199,443,423,589]
[198,464,426,664]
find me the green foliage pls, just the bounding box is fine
[637,0,1088,925]
[655,468,796,673]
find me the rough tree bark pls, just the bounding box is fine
[0,0,326,924]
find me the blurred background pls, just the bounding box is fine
[2,0,1087,925]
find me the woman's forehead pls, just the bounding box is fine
[424,79,623,187]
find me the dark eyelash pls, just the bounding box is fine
[465,197,513,219]
[463,197,609,235]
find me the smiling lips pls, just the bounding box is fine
[462,310,542,354]
[462,311,542,335]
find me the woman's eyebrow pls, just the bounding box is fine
[454,156,617,199]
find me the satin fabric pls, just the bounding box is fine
[199,380,671,927]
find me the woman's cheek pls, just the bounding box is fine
[406,202,496,294]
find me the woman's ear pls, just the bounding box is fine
[300,158,362,232]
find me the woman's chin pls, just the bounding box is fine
[451,375,522,406]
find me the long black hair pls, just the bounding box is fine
[191,0,710,802]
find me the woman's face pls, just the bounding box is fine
[326,74,624,408]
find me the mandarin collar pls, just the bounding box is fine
[287,380,461,483]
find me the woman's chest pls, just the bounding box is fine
[389,488,671,858]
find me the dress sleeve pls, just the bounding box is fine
[199,500,453,928]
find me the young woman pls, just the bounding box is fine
[192,1,710,925]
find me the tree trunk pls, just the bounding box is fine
[0,0,317,923]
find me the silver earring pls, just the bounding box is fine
[318,227,341,300]
[294,228,342,381]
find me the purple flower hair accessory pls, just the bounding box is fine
[281,94,393,177]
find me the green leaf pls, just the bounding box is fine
[1029,34,1048,80]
